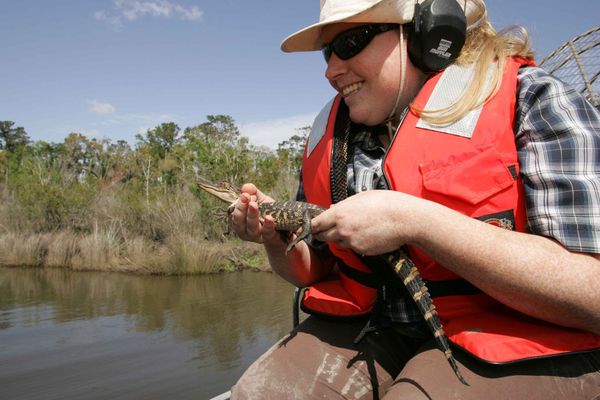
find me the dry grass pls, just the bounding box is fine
[46,231,80,268]
[0,229,268,275]
[70,224,121,271]
[0,185,270,275]
[0,232,50,267]
[120,235,166,274]
[164,234,225,274]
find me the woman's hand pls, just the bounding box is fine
[310,190,428,255]
[228,183,282,246]
[229,183,333,287]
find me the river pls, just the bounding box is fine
[0,267,298,399]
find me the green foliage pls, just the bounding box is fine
[0,115,308,273]
[0,121,32,186]
[0,121,30,152]
[276,126,309,176]
[136,122,180,160]
[183,114,252,183]
[13,173,97,232]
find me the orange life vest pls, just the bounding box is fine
[300,57,600,363]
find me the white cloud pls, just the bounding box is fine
[94,10,107,20]
[95,0,203,29]
[239,112,317,149]
[88,100,116,115]
[173,4,203,21]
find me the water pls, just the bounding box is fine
[0,267,297,399]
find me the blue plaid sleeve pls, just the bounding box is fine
[515,66,600,253]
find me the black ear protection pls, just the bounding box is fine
[407,0,467,73]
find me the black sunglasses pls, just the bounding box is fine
[321,24,398,63]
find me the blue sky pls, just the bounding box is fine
[2,0,599,149]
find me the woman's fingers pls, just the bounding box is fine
[244,200,262,239]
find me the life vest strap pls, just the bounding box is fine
[339,257,482,297]
[337,260,380,288]
[427,279,482,298]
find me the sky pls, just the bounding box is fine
[2,0,599,149]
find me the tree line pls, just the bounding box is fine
[0,117,309,274]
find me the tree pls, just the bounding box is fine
[136,122,181,161]
[135,123,183,193]
[84,138,132,186]
[0,121,31,186]
[135,144,154,204]
[58,133,89,179]
[26,140,60,186]
[276,126,309,176]
[0,121,30,152]
[183,115,252,184]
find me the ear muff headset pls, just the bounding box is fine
[407,0,467,73]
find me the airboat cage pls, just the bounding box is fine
[539,26,600,109]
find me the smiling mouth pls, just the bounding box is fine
[342,82,362,97]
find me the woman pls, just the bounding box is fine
[229,0,600,398]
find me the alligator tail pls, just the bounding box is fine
[394,250,468,385]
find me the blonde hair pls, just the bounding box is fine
[412,3,535,125]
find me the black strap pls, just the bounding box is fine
[340,258,482,297]
[330,101,352,204]
[337,260,380,288]
[426,279,482,297]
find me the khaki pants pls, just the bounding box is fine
[231,316,600,399]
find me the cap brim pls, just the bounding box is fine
[281,19,341,53]
[280,0,486,53]
[280,0,414,53]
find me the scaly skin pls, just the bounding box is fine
[195,178,468,385]
[382,251,467,385]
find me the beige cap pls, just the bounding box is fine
[281,0,485,52]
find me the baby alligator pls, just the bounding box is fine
[195,177,468,385]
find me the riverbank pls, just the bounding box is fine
[0,230,270,275]
[0,180,276,275]
[0,116,307,276]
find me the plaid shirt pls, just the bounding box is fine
[296,66,600,322]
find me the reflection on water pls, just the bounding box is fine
[0,267,296,399]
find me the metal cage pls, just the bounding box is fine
[539,26,600,108]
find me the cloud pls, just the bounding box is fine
[238,112,317,149]
[94,10,108,20]
[88,100,116,115]
[95,0,203,29]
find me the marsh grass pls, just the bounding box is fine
[165,234,226,274]
[0,230,268,275]
[0,232,50,267]
[71,224,121,271]
[121,235,166,274]
[0,185,270,275]
[46,231,80,268]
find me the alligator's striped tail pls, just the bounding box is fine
[393,250,468,385]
